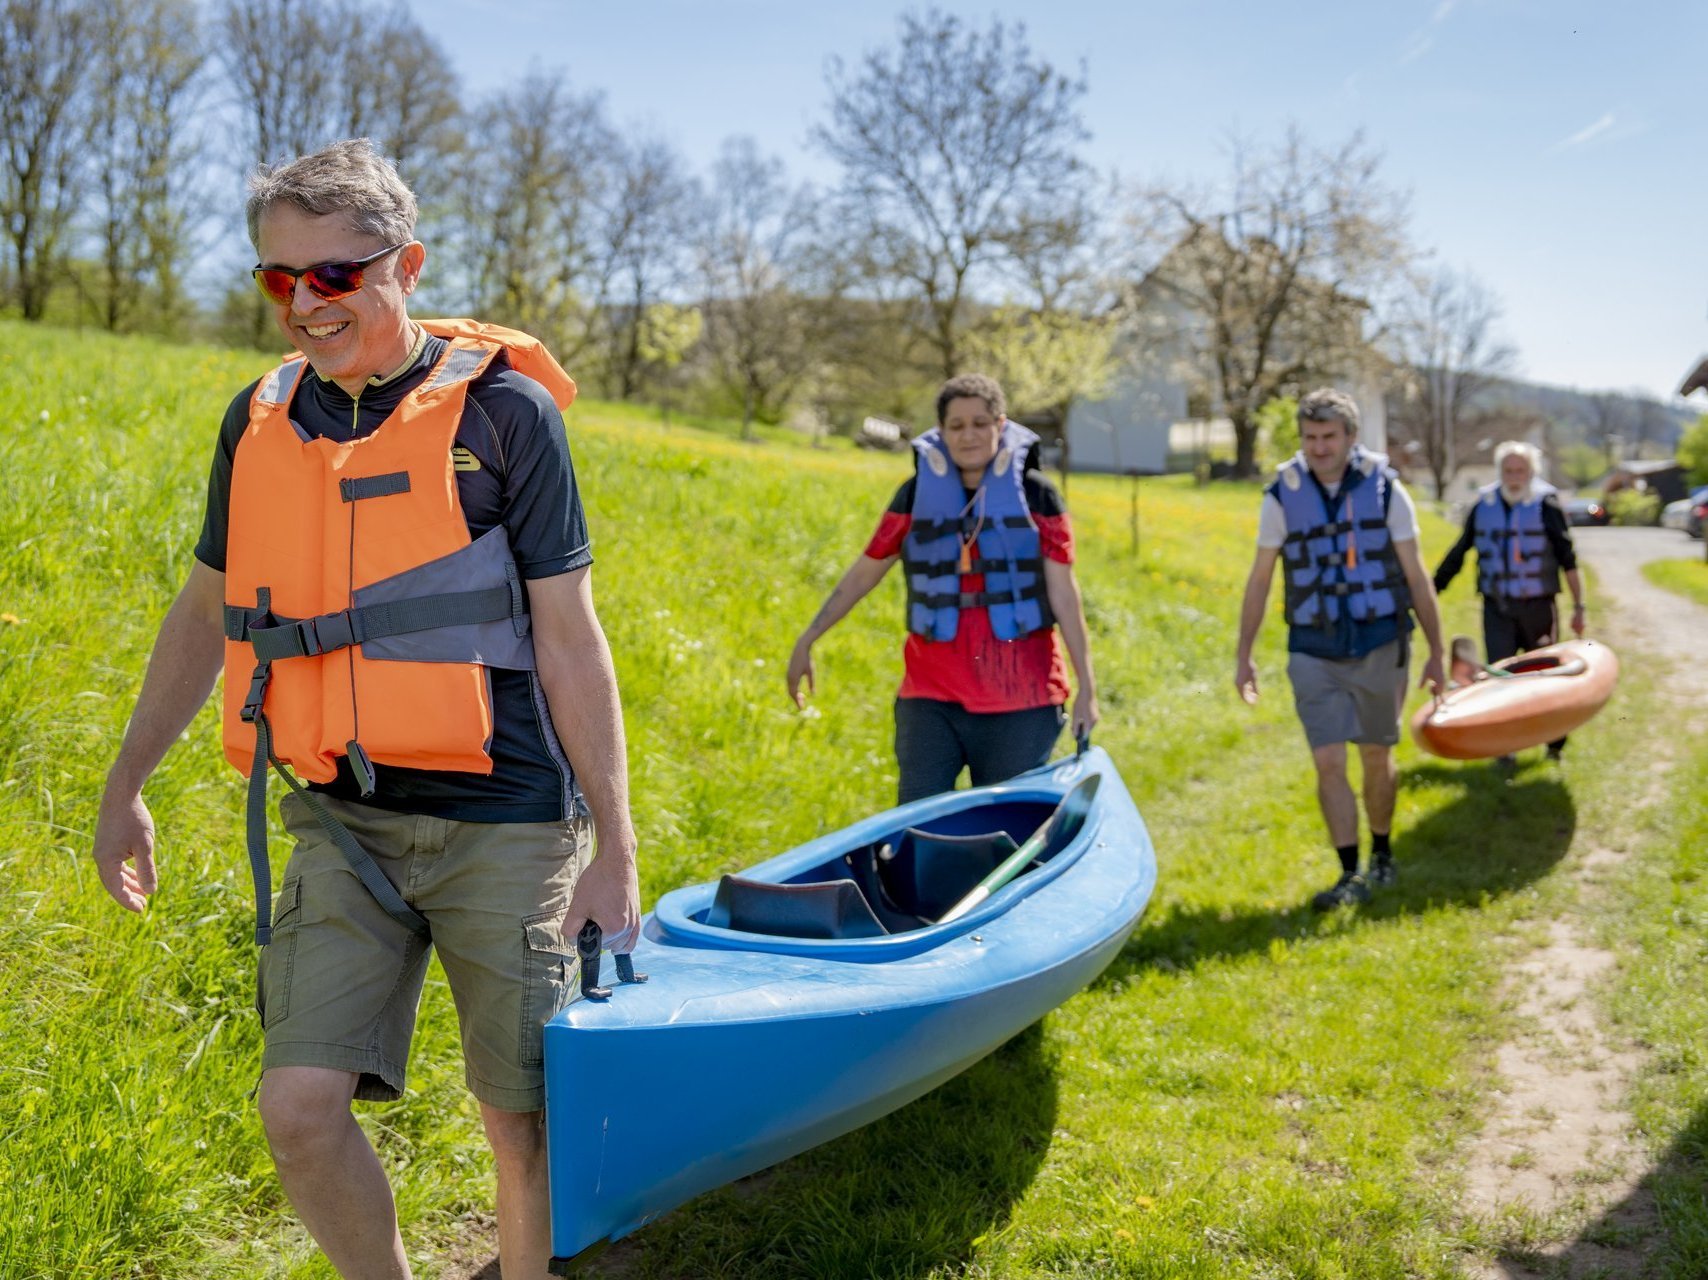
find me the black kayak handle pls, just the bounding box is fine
[575,921,648,1002]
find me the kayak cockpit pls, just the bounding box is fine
[654,784,1100,958]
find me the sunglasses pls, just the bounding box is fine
[251,243,408,305]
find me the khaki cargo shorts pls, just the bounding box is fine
[259,792,590,1111]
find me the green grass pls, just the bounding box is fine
[1642,554,1708,608]
[1,317,1703,1277]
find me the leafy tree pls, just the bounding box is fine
[961,304,1118,430]
[1255,395,1298,471]
[1558,441,1608,489]
[1678,414,1708,487]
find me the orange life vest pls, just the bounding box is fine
[221,321,576,785]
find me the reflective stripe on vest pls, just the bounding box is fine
[1472,483,1559,601]
[1269,447,1410,646]
[221,334,544,786]
[902,420,1052,642]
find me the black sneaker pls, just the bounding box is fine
[1369,855,1397,887]
[1312,872,1371,911]
[1546,743,1564,762]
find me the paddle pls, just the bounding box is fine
[937,773,1102,924]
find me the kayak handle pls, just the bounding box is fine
[575,922,649,1003]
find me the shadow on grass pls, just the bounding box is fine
[1476,1102,1708,1279]
[580,1022,1057,1279]
[1097,759,1577,982]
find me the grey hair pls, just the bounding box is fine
[1296,387,1361,433]
[245,138,418,252]
[1493,440,1542,474]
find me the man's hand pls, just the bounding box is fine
[1070,686,1100,741]
[562,830,641,954]
[92,787,158,912]
[1570,603,1586,637]
[1419,651,1446,696]
[786,637,815,709]
[1234,656,1260,705]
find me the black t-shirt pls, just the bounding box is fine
[197,333,592,822]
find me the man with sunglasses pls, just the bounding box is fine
[1234,388,1446,910]
[90,139,638,1278]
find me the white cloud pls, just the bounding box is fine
[1555,113,1616,151]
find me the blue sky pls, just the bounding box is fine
[405,0,1706,403]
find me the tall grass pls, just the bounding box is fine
[0,318,1698,1277]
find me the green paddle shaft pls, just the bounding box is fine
[938,774,1100,923]
[937,824,1051,923]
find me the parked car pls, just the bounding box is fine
[1681,486,1708,539]
[1662,495,1696,532]
[1565,497,1610,527]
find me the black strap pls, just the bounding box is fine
[236,585,515,661]
[910,513,1037,540]
[905,555,1046,577]
[242,661,430,947]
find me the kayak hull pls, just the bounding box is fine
[543,747,1155,1264]
[1410,638,1619,759]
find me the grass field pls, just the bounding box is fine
[4,318,1707,1278]
[1642,554,1708,609]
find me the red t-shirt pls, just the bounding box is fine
[864,471,1074,713]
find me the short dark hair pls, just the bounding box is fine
[1296,387,1360,432]
[936,373,1006,424]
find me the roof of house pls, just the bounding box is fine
[1681,356,1708,398]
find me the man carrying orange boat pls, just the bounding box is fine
[1430,440,1586,767]
[1234,388,1447,910]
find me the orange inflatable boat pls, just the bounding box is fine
[1410,638,1620,760]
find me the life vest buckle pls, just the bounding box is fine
[240,665,271,724]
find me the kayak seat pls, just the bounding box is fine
[705,875,889,940]
[879,829,1021,920]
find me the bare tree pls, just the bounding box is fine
[1129,127,1411,477]
[448,73,618,366]
[697,137,826,438]
[813,8,1092,379]
[84,0,207,332]
[323,0,460,200]
[1579,391,1637,467]
[0,0,91,319]
[1384,266,1517,498]
[599,135,702,401]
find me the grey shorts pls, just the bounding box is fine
[259,792,590,1111]
[1286,638,1410,749]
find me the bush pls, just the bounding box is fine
[1608,488,1661,526]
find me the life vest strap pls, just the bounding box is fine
[910,587,1057,616]
[231,584,517,662]
[910,513,1037,540]
[244,674,431,947]
[907,555,1046,577]
[1281,515,1387,546]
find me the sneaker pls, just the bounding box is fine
[1546,743,1565,761]
[1312,872,1371,911]
[1369,855,1397,887]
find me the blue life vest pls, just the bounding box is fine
[1268,446,1412,659]
[903,421,1052,642]
[1472,482,1559,602]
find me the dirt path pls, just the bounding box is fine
[1461,527,1708,1279]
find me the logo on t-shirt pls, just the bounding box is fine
[451,446,482,473]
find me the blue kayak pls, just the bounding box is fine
[543,746,1156,1268]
